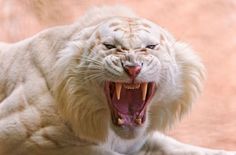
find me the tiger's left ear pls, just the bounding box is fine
[160,28,176,43]
[148,29,206,132]
[71,25,98,41]
[158,29,178,59]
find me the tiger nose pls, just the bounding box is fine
[123,65,142,79]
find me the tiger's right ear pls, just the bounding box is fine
[72,25,98,41]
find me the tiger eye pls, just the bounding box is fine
[146,45,157,49]
[103,43,116,50]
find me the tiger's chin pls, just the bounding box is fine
[104,81,156,138]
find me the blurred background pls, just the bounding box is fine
[0,0,235,150]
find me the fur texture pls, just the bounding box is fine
[52,6,205,142]
[0,6,234,155]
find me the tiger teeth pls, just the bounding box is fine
[123,83,140,89]
[141,83,148,101]
[114,82,146,100]
[115,83,122,100]
[135,118,142,125]
[118,118,124,125]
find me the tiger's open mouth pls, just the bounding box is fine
[105,81,156,127]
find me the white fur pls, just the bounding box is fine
[0,6,235,155]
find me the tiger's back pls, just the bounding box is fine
[0,6,138,155]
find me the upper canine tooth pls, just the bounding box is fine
[136,84,141,89]
[118,118,124,125]
[115,83,122,100]
[135,118,142,125]
[141,83,148,101]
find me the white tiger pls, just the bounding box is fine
[0,6,235,155]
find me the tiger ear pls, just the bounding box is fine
[148,39,205,132]
[72,25,98,41]
[160,29,176,46]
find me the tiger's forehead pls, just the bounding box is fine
[97,17,163,49]
[108,17,151,31]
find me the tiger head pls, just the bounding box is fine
[54,15,205,142]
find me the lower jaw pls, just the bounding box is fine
[110,113,148,139]
[111,108,147,127]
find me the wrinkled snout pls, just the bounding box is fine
[123,65,142,79]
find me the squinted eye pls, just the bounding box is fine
[146,44,158,49]
[103,43,116,50]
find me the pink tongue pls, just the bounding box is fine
[112,88,144,115]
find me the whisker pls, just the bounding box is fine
[77,71,104,75]
[76,66,103,70]
[79,60,102,66]
[83,74,104,83]
[76,55,103,65]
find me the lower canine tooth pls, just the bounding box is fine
[118,118,124,125]
[141,83,148,101]
[135,118,142,125]
[115,83,122,100]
